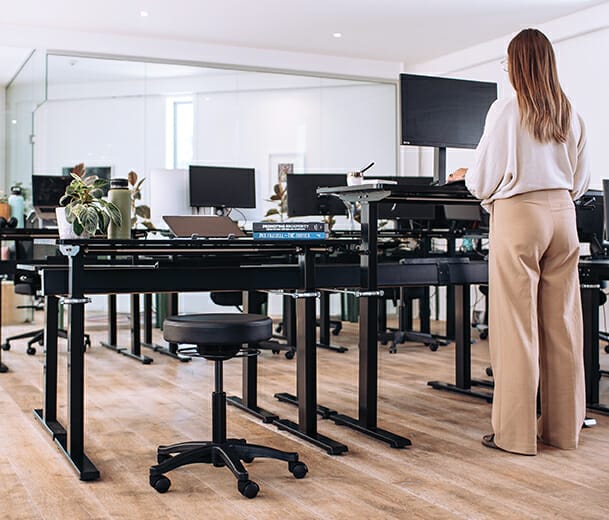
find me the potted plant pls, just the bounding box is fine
[57,163,122,238]
[127,170,155,230]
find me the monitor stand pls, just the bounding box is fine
[433,147,447,185]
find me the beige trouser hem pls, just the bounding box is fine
[488,190,586,455]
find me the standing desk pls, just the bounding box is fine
[318,182,488,447]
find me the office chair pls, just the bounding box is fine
[149,313,307,498]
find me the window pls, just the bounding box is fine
[167,96,193,169]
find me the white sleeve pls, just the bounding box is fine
[465,99,513,200]
[570,114,590,201]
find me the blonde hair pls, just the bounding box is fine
[507,28,571,143]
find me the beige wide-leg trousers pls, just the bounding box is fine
[489,189,586,455]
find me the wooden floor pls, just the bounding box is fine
[1,313,609,519]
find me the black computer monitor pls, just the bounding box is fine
[576,189,604,256]
[400,74,497,149]
[189,165,256,209]
[286,174,348,217]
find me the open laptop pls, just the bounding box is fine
[162,215,246,238]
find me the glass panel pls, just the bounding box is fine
[36,54,396,225]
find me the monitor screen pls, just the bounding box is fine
[400,73,497,149]
[576,189,604,255]
[286,174,348,217]
[32,175,73,207]
[189,165,256,208]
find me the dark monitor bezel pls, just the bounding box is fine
[286,173,348,217]
[189,165,256,209]
[32,175,73,208]
[400,73,497,149]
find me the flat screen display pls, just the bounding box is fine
[287,174,348,217]
[189,165,256,208]
[32,175,73,207]
[400,73,497,149]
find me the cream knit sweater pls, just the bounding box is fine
[465,96,590,212]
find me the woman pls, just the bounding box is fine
[449,28,590,455]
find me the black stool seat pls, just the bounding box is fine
[163,313,272,345]
[151,312,307,498]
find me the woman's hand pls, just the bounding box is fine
[447,168,468,182]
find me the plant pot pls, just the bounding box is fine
[55,207,91,239]
[0,202,9,220]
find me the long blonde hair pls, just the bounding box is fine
[507,29,571,143]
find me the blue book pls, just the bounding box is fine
[252,231,327,240]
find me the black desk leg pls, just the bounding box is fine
[43,251,99,481]
[0,279,6,373]
[142,293,191,362]
[317,291,347,353]
[227,291,278,423]
[274,250,348,455]
[34,296,67,443]
[101,294,153,364]
[100,294,126,354]
[329,202,411,449]
[427,284,493,401]
[582,285,609,414]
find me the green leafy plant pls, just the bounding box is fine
[127,170,155,229]
[263,182,288,222]
[59,163,122,236]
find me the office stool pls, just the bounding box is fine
[149,313,307,498]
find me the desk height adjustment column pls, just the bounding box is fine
[329,201,411,449]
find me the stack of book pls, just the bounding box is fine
[252,222,328,240]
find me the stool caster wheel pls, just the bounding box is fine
[2,343,10,351]
[428,343,438,352]
[26,346,36,356]
[285,350,295,360]
[389,344,397,354]
[272,349,279,355]
[485,366,493,377]
[157,453,172,464]
[332,327,341,336]
[289,461,308,479]
[275,324,283,334]
[238,479,259,499]
[242,456,254,463]
[605,344,609,354]
[480,330,488,340]
[150,474,171,493]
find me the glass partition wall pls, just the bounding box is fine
[7,52,397,223]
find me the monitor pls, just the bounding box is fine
[189,165,256,209]
[576,189,604,256]
[32,175,73,220]
[400,73,497,149]
[286,174,348,217]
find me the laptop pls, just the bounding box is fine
[162,215,246,238]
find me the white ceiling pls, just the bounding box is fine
[0,0,606,84]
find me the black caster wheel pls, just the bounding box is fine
[275,324,283,334]
[157,453,172,464]
[289,461,308,479]
[26,347,36,356]
[485,366,493,377]
[242,456,254,463]
[238,479,259,499]
[332,328,341,336]
[380,339,388,346]
[150,474,171,493]
[480,330,488,340]
[1,343,10,351]
[285,350,295,360]
[272,349,280,355]
[428,344,438,352]
[605,345,609,354]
